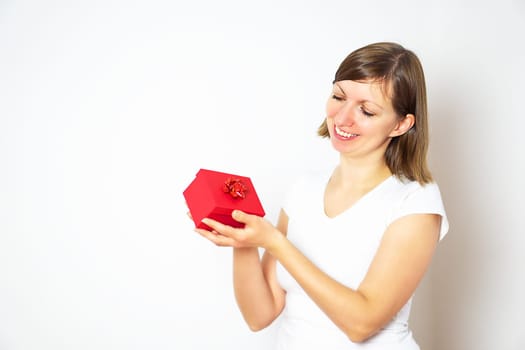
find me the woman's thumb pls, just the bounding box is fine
[232,210,249,223]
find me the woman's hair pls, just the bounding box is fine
[318,42,432,184]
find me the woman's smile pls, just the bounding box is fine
[334,125,359,140]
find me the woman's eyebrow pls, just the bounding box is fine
[333,81,385,111]
[335,82,384,110]
[334,82,345,95]
[359,99,384,110]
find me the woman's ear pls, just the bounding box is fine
[390,114,415,137]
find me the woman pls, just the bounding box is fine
[194,42,448,349]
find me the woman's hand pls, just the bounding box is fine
[194,210,282,250]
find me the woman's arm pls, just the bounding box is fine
[195,210,288,331]
[202,211,441,342]
[269,213,441,342]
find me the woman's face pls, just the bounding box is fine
[325,79,411,158]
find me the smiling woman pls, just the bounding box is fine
[324,80,415,161]
[192,42,449,350]
[318,42,430,184]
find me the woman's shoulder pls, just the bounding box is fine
[389,176,449,240]
[388,176,446,215]
[390,176,443,197]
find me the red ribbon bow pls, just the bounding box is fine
[223,177,247,199]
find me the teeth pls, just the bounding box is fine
[335,126,357,138]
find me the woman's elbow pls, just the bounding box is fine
[343,323,379,343]
[243,312,278,332]
[244,303,284,332]
[346,331,371,343]
[246,319,272,332]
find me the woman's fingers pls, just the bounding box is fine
[195,214,270,248]
[196,217,246,246]
[201,217,240,238]
[194,228,237,247]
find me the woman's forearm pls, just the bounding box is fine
[267,234,371,339]
[232,247,281,331]
[266,215,440,342]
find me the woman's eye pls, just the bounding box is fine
[360,106,374,117]
[332,94,344,101]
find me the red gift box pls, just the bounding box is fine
[183,169,266,230]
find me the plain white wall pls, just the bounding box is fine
[1,1,523,349]
[425,4,525,349]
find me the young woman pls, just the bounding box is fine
[194,42,448,349]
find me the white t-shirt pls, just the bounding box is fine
[275,170,449,350]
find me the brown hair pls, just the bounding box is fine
[318,42,432,184]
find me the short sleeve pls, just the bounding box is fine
[389,182,449,241]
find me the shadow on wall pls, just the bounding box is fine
[427,74,497,349]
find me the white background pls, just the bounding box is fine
[1,1,524,349]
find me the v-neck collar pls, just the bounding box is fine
[321,172,395,220]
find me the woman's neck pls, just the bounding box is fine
[332,156,392,191]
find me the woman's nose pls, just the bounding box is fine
[333,102,356,125]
